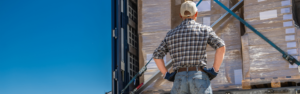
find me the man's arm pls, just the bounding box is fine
[207,27,226,72]
[154,59,168,75]
[153,37,169,76]
[213,46,225,72]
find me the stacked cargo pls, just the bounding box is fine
[204,16,243,91]
[192,0,243,91]
[242,0,300,89]
[138,0,173,93]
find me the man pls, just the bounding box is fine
[152,1,226,94]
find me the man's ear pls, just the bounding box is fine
[194,12,198,17]
[180,13,182,18]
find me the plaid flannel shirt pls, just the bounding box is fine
[153,18,225,71]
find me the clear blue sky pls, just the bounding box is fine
[0,0,111,94]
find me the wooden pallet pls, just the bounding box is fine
[242,75,300,89]
[212,85,242,91]
[141,89,171,94]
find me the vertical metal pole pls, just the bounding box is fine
[111,0,116,93]
[117,0,123,93]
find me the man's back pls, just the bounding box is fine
[153,18,225,70]
[152,1,226,94]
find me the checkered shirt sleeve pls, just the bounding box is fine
[153,38,169,59]
[207,28,225,49]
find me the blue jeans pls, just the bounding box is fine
[171,71,212,94]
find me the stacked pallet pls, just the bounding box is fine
[137,0,173,92]
[192,0,244,91]
[242,0,300,89]
[204,16,243,91]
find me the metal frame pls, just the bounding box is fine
[213,0,300,65]
[112,0,139,94]
[111,0,121,94]
[135,60,173,93]
[214,86,300,94]
[292,0,300,28]
[211,0,244,30]
[126,0,139,92]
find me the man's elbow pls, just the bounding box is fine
[217,46,226,52]
[154,58,164,61]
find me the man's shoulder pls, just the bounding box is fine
[165,29,174,37]
[167,23,213,35]
[201,25,213,32]
[192,23,214,32]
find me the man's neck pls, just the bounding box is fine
[182,17,196,21]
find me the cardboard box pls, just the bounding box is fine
[242,0,300,84]
[206,16,243,90]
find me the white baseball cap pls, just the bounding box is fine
[180,1,198,17]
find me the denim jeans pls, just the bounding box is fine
[171,70,212,94]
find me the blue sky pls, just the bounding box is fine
[0,0,111,94]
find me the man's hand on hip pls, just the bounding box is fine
[203,67,218,80]
[206,46,225,80]
[164,72,176,82]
